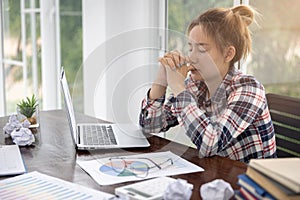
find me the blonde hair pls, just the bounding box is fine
[187,5,256,67]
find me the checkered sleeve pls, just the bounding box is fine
[139,89,179,133]
[173,77,269,158]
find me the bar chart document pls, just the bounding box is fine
[0,171,114,200]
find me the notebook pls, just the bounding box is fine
[249,158,300,193]
[60,67,150,150]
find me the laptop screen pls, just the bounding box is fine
[60,68,78,144]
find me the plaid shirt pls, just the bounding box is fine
[139,67,277,163]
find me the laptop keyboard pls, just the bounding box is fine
[82,125,117,145]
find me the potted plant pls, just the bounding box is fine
[17,94,39,126]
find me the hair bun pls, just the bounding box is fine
[231,5,254,26]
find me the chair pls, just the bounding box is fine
[266,93,300,157]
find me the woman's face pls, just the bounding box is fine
[188,25,228,82]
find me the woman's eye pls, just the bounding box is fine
[187,44,193,52]
[198,46,207,53]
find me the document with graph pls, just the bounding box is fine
[77,151,204,185]
[0,171,114,200]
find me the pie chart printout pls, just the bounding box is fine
[99,160,148,177]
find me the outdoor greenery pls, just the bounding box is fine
[4,0,82,84]
[60,0,82,85]
[2,0,82,113]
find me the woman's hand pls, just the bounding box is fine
[159,50,191,77]
[149,64,168,100]
[159,50,191,96]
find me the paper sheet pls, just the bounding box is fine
[77,151,204,185]
[0,171,114,200]
[0,145,26,176]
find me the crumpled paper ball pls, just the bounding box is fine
[3,114,33,145]
[163,179,192,200]
[200,179,234,200]
[22,119,31,128]
[3,114,31,134]
[3,115,23,135]
[10,127,35,146]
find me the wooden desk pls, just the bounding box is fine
[0,110,247,199]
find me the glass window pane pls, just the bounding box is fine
[25,12,42,108]
[60,0,83,112]
[2,0,42,114]
[24,0,39,9]
[60,0,82,85]
[250,0,300,98]
[3,0,22,61]
[3,0,22,114]
[5,64,23,113]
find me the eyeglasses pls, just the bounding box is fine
[108,157,173,178]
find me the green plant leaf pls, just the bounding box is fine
[17,94,39,118]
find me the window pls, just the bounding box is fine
[0,0,82,116]
[249,0,300,98]
[1,0,41,115]
[60,0,83,112]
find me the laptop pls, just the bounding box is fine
[60,67,150,150]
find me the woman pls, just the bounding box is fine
[139,5,277,163]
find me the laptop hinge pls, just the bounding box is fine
[77,126,81,144]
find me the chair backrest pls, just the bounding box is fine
[266,93,300,157]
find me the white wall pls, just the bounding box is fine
[82,0,165,124]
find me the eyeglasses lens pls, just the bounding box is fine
[128,161,148,176]
[110,159,149,177]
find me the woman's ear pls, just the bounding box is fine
[224,46,236,63]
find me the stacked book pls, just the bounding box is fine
[235,158,300,200]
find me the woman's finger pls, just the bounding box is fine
[165,57,176,70]
[158,57,169,67]
[161,51,190,69]
[170,50,181,67]
[159,57,176,70]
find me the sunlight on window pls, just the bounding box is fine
[250,0,300,97]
